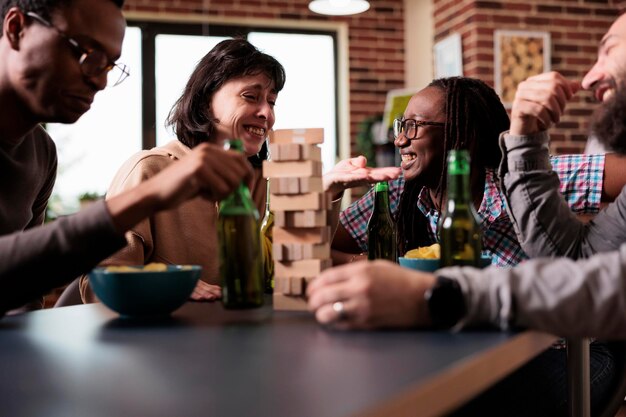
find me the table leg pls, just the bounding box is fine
[567,338,591,417]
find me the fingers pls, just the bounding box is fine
[193,143,253,201]
[510,72,580,136]
[190,281,222,301]
[323,163,401,195]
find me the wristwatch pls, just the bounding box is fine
[424,276,467,329]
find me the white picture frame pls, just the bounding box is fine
[434,33,463,79]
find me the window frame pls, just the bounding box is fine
[127,19,340,155]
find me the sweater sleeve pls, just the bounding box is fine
[0,200,126,316]
[499,131,626,258]
[437,244,626,338]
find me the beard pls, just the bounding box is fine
[591,80,626,154]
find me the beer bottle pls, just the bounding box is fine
[440,149,482,267]
[260,179,274,294]
[218,139,264,308]
[367,181,398,262]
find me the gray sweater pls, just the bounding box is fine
[440,131,626,338]
[0,127,125,315]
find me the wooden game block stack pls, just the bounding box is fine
[264,128,332,311]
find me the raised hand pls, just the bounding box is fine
[510,71,581,136]
[323,156,401,199]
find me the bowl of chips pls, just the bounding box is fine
[399,244,491,272]
[89,263,201,317]
[399,244,441,272]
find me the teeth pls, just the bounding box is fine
[246,126,265,136]
[401,154,416,162]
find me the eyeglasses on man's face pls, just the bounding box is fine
[25,11,129,87]
[393,118,444,140]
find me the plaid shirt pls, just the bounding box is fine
[339,154,605,267]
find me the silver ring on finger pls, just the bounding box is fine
[332,301,348,321]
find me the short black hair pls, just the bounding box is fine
[1,0,124,34]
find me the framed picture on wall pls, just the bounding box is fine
[378,88,416,145]
[434,33,463,78]
[494,30,551,107]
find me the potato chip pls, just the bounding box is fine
[105,262,168,273]
[404,243,441,259]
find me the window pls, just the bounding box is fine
[49,22,338,214]
[47,27,142,211]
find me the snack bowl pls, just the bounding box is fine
[398,257,440,272]
[89,264,201,318]
[398,255,492,272]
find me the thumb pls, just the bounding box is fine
[352,155,367,168]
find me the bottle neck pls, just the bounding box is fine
[373,183,391,214]
[446,171,472,203]
[220,181,259,217]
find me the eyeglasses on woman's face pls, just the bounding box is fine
[25,11,129,87]
[393,118,444,140]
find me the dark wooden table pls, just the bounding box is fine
[0,299,555,417]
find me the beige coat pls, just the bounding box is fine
[80,140,267,303]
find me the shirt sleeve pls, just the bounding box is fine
[0,200,126,316]
[438,243,626,338]
[499,131,626,259]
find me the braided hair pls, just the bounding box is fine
[396,77,509,254]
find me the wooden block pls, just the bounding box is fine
[270,177,324,195]
[262,160,322,178]
[269,144,322,162]
[273,242,331,261]
[274,259,332,278]
[274,210,328,228]
[273,293,308,311]
[269,128,324,145]
[275,276,291,294]
[273,226,331,244]
[274,277,308,295]
[270,192,332,211]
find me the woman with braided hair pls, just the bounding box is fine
[334,76,610,267]
[324,76,621,416]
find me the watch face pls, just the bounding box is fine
[427,277,466,329]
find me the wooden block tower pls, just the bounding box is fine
[263,128,332,311]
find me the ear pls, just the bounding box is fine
[3,7,27,50]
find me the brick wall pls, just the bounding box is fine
[434,0,621,154]
[123,0,406,157]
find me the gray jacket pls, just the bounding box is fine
[439,131,626,338]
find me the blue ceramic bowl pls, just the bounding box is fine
[399,255,492,272]
[89,265,201,317]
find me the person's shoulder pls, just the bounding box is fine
[127,141,186,170]
[31,125,57,154]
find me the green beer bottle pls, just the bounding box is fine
[367,181,398,262]
[440,149,482,267]
[259,179,274,294]
[218,139,264,308]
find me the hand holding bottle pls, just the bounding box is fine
[106,142,254,234]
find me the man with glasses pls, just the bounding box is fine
[0,0,253,316]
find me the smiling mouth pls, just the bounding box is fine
[245,126,266,137]
[401,154,416,162]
